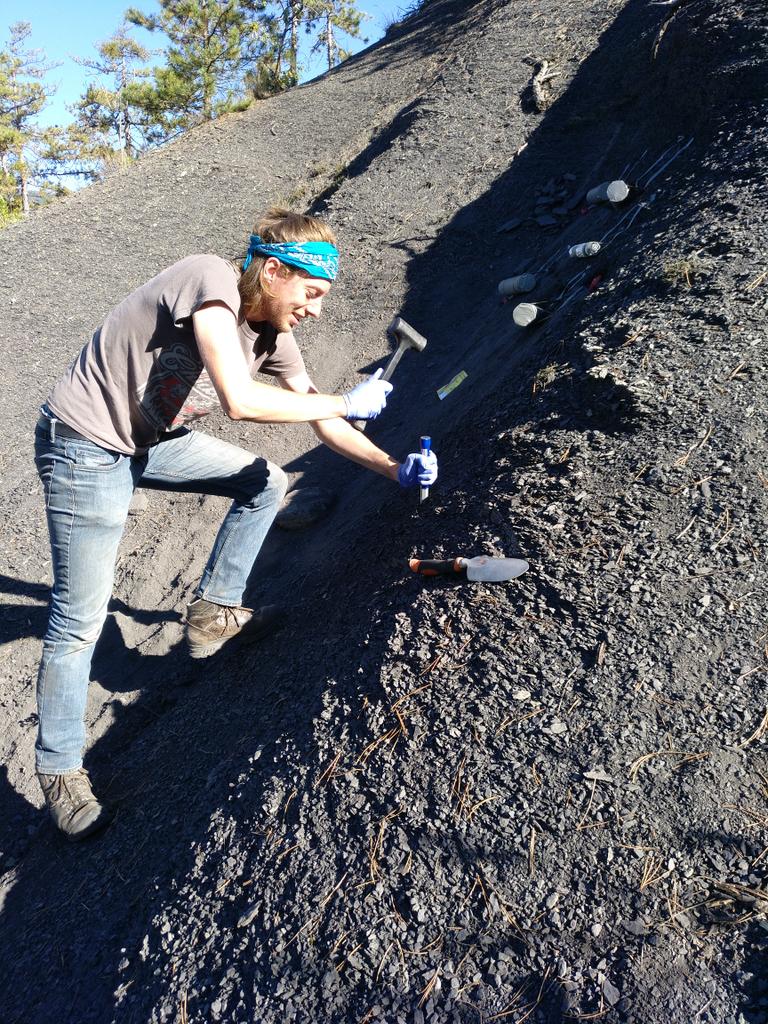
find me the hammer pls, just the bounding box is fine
[352,316,428,431]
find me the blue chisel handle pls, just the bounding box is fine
[419,435,432,504]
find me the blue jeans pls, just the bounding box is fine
[34,420,288,774]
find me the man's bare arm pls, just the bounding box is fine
[281,370,400,481]
[193,302,347,423]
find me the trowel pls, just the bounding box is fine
[409,555,529,582]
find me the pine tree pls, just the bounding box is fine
[0,22,53,219]
[243,0,301,98]
[125,0,266,130]
[34,123,104,189]
[72,27,156,167]
[305,0,366,71]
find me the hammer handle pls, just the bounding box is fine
[380,342,407,382]
[350,342,407,432]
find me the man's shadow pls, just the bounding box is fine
[90,601,183,691]
[0,573,50,644]
[0,764,40,876]
[0,573,180,649]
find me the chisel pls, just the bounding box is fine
[419,435,431,504]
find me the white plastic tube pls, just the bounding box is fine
[498,273,537,297]
[586,180,630,204]
[568,241,601,258]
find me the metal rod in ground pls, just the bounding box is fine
[419,435,432,504]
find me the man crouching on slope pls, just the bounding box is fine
[33,207,438,841]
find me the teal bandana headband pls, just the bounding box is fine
[242,235,339,281]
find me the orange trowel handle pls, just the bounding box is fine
[409,557,465,577]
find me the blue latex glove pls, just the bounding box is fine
[343,368,393,420]
[398,451,438,489]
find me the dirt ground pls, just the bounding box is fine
[0,0,767,1021]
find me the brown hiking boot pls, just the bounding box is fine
[37,767,113,842]
[184,598,282,659]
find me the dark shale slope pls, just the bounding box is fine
[1,1,767,1022]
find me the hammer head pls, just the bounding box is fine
[351,315,428,429]
[387,316,427,353]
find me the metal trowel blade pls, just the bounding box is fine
[460,556,529,582]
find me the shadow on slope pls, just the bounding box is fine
[366,0,768,457]
[255,0,768,614]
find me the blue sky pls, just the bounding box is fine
[7,0,406,128]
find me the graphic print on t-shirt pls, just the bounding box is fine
[136,341,219,430]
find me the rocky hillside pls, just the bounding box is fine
[0,0,766,1021]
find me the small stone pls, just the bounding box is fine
[128,491,149,515]
[496,217,522,233]
[602,979,621,1006]
[237,902,261,928]
[583,768,614,783]
[591,923,603,937]
[623,918,648,936]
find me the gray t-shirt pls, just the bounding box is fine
[47,254,306,455]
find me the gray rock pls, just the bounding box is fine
[602,979,621,1006]
[237,902,261,928]
[583,768,614,783]
[275,486,337,530]
[496,217,523,233]
[623,918,649,936]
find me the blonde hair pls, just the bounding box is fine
[237,207,337,315]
